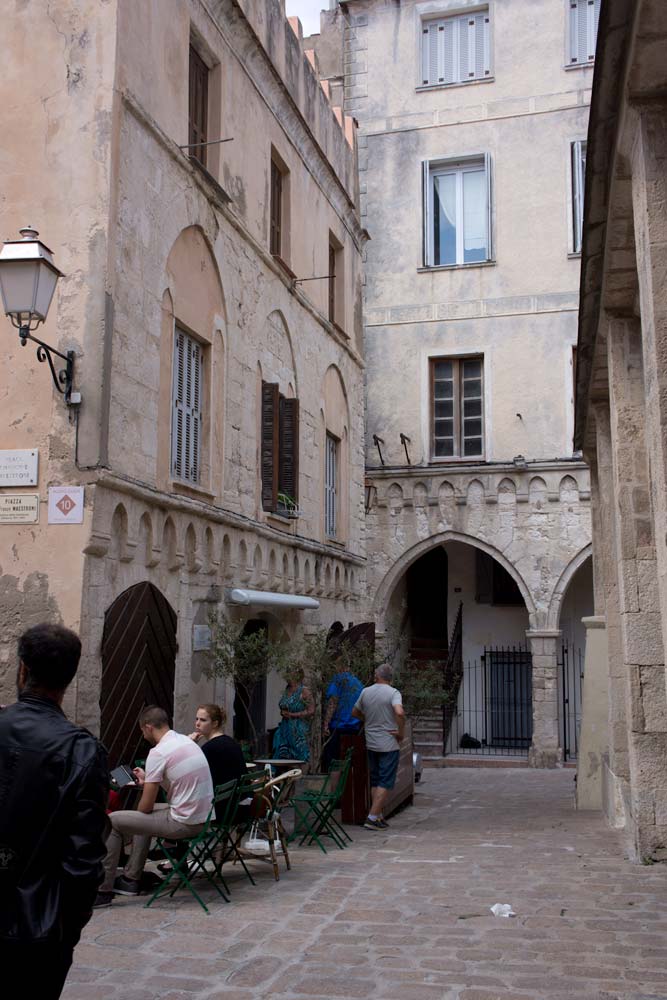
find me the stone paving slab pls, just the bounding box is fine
[62,769,667,1000]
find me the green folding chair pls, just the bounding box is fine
[291,748,354,854]
[217,771,266,887]
[145,779,238,914]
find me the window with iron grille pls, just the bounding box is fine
[431,356,484,459]
[261,381,299,514]
[172,327,203,483]
[325,432,338,538]
[421,9,490,88]
[571,140,587,253]
[270,159,283,257]
[568,0,601,65]
[188,45,208,168]
[423,155,492,267]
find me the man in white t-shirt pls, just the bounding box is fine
[352,663,405,831]
[95,705,213,906]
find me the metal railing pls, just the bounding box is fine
[559,643,584,761]
[444,644,533,757]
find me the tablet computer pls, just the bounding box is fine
[110,764,136,788]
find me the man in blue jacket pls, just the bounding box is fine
[0,623,109,999]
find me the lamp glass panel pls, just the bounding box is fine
[33,261,59,321]
[0,260,40,316]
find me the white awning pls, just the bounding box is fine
[226,588,320,610]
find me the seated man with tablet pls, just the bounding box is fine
[95,706,213,907]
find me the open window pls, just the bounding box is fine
[261,381,299,515]
[422,155,493,268]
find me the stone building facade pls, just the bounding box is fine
[310,0,595,766]
[0,0,366,755]
[574,0,667,860]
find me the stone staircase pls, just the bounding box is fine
[410,637,447,766]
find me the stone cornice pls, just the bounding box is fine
[91,470,366,567]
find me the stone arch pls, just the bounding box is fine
[110,503,129,562]
[413,482,428,508]
[268,548,277,587]
[387,482,404,514]
[529,476,548,507]
[293,552,300,589]
[185,523,200,573]
[559,474,579,504]
[262,309,298,398]
[373,530,537,626]
[204,527,215,574]
[282,552,290,587]
[162,516,179,571]
[221,533,232,581]
[304,557,312,593]
[497,477,517,504]
[324,562,333,596]
[253,543,263,585]
[238,539,249,582]
[139,512,157,568]
[158,225,227,491]
[546,543,594,630]
[335,564,341,595]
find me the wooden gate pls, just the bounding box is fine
[100,582,177,768]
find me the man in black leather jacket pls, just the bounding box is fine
[0,623,109,999]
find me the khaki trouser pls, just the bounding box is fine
[101,803,205,891]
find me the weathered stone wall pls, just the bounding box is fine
[0,0,119,702]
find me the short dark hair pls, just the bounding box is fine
[139,705,170,729]
[18,623,82,692]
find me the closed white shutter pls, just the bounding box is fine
[171,327,202,483]
[484,152,493,261]
[422,160,431,266]
[570,0,600,64]
[422,10,489,86]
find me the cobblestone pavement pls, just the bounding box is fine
[63,768,667,1000]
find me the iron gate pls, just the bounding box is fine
[558,642,584,761]
[444,645,533,757]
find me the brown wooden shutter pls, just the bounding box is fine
[328,241,336,323]
[189,46,208,167]
[278,396,299,506]
[261,381,279,511]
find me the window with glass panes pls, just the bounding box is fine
[424,156,491,267]
[571,140,587,253]
[325,432,338,538]
[431,357,484,459]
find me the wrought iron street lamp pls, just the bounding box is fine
[0,226,75,404]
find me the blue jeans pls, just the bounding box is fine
[367,749,400,790]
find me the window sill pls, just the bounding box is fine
[429,456,485,465]
[188,157,233,206]
[330,320,349,340]
[567,251,582,259]
[171,480,216,503]
[418,260,495,273]
[563,61,595,71]
[265,511,298,532]
[326,536,345,548]
[416,76,495,93]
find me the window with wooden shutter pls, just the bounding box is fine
[421,9,490,87]
[431,356,484,459]
[172,327,203,483]
[278,397,299,511]
[328,240,336,324]
[188,45,208,168]
[261,381,280,511]
[325,432,338,538]
[568,0,601,65]
[270,159,283,257]
[571,140,587,253]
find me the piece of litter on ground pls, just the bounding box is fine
[490,903,516,918]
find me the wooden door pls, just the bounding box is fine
[100,582,177,768]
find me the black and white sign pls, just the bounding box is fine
[0,450,38,487]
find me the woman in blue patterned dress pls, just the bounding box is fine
[272,672,314,763]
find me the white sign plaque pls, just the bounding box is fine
[0,450,38,487]
[0,494,39,524]
[192,625,212,652]
[48,486,85,524]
